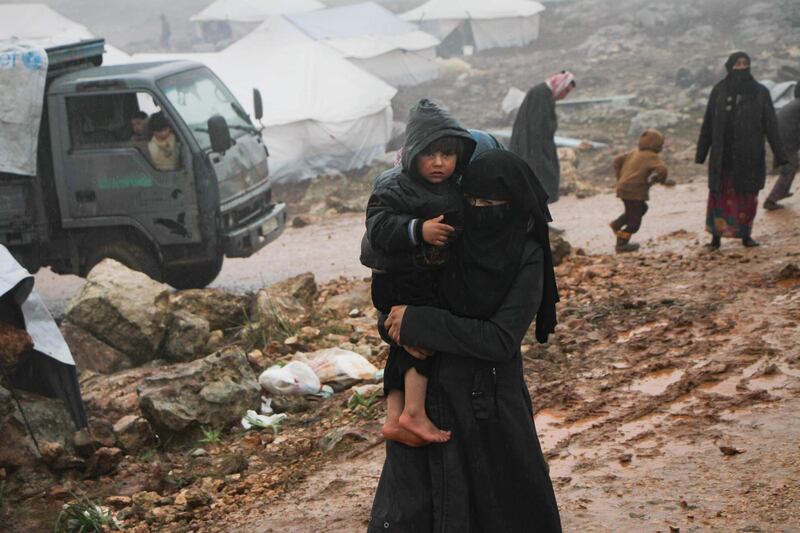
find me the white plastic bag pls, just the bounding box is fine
[241,410,286,433]
[259,361,321,396]
[295,348,379,391]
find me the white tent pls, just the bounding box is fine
[136,16,397,182]
[402,0,546,53]
[285,2,440,87]
[190,0,325,44]
[0,4,131,65]
[762,80,798,110]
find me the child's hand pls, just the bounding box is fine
[422,215,455,247]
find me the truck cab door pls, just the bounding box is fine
[52,91,201,246]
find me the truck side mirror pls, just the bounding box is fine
[208,114,232,153]
[253,88,263,121]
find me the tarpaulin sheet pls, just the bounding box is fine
[0,44,48,176]
[0,245,75,366]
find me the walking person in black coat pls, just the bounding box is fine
[510,71,576,204]
[368,150,562,533]
[764,82,800,211]
[695,52,788,249]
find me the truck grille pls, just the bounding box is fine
[225,189,272,229]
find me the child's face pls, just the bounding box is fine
[153,127,172,142]
[131,118,147,135]
[416,151,457,184]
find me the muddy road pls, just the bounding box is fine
[217,192,800,533]
[33,175,795,315]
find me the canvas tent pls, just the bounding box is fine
[0,4,131,65]
[402,0,546,54]
[0,244,87,432]
[763,80,798,110]
[136,16,397,182]
[285,2,440,87]
[190,0,325,44]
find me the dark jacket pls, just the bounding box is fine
[369,241,562,533]
[777,97,800,154]
[360,100,476,272]
[696,79,787,193]
[509,82,560,202]
[614,129,669,201]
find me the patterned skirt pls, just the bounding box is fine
[706,174,758,238]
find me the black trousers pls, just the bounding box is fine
[767,151,798,203]
[613,199,649,238]
[372,271,436,393]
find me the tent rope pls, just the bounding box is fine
[0,363,42,457]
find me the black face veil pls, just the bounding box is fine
[441,149,559,343]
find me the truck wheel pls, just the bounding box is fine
[84,242,163,282]
[164,255,224,290]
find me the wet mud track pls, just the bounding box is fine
[220,189,800,532]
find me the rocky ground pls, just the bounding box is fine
[6,0,800,532]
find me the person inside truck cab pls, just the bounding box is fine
[147,112,181,171]
[128,111,149,142]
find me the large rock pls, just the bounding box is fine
[628,110,689,138]
[320,280,371,317]
[61,322,135,374]
[138,347,260,440]
[162,310,210,362]
[251,273,317,334]
[113,415,153,453]
[65,259,170,364]
[0,388,76,468]
[80,366,162,423]
[167,289,250,331]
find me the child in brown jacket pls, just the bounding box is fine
[610,129,672,253]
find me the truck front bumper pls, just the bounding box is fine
[223,202,287,258]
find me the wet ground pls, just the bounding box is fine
[207,182,799,532]
[34,174,797,316]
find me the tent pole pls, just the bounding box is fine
[0,364,41,457]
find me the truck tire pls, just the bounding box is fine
[163,255,224,290]
[84,241,163,282]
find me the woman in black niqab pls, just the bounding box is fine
[368,149,564,532]
[696,51,787,249]
[443,149,559,342]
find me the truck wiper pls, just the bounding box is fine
[229,124,259,134]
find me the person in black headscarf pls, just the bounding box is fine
[368,150,562,533]
[696,52,787,249]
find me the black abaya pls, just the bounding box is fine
[368,241,562,533]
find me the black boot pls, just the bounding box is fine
[705,235,721,250]
[742,236,760,247]
[615,237,640,253]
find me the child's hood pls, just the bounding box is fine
[401,99,476,174]
[638,129,664,153]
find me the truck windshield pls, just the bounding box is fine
[158,67,252,151]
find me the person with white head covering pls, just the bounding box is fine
[510,71,576,204]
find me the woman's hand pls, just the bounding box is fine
[404,346,433,360]
[385,305,407,343]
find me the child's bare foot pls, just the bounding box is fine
[382,420,427,447]
[399,411,451,443]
